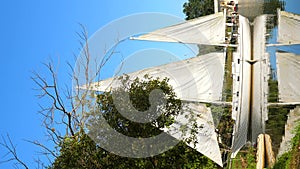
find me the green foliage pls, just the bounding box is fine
[291,122,300,147]
[224,47,233,102]
[50,129,102,169]
[264,0,286,41]
[51,133,219,169]
[268,78,278,103]
[215,106,234,148]
[289,122,300,168]
[212,46,234,149]
[272,121,300,169]
[267,71,294,155]
[266,106,292,155]
[263,0,285,15]
[183,0,214,20]
[273,152,291,169]
[267,66,299,168]
[245,148,256,169]
[50,76,220,169]
[89,75,181,138]
[231,147,256,169]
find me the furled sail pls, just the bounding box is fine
[82,52,226,103]
[131,12,225,45]
[276,52,300,102]
[278,10,300,45]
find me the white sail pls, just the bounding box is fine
[131,12,225,45]
[80,52,225,166]
[82,52,226,103]
[251,15,268,143]
[231,15,252,157]
[278,10,300,45]
[163,102,223,167]
[276,52,300,102]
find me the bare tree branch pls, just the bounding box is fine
[24,139,58,159]
[2,24,116,168]
[0,134,29,169]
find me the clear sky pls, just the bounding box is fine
[0,0,299,168]
[0,1,188,168]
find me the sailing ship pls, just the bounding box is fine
[80,0,300,167]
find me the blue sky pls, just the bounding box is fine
[0,1,188,168]
[0,0,299,168]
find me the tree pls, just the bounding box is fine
[91,75,181,138]
[183,0,214,20]
[0,27,107,168]
[50,75,219,169]
[273,123,300,169]
[50,130,218,169]
[1,26,219,168]
[263,0,285,16]
[264,0,286,38]
[0,25,226,169]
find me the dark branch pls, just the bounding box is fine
[0,134,29,169]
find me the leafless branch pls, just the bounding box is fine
[1,24,116,168]
[24,139,58,159]
[0,134,29,169]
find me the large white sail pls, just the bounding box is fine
[80,52,226,166]
[82,52,226,103]
[278,10,300,45]
[163,102,223,167]
[251,15,269,143]
[131,12,225,45]
[277,52,300,102]
[231,15,252,157]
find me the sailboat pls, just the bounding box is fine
[80,0,300,167]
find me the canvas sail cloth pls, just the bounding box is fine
[131,12,225,45]
[251,15,269,143]
[231,14,269,158]
[83,52,226,102]
[80,12,227,166]
[276,52,300,102]
[80,52,226,166]
[231,15,252,157]
[163,102,223,166]
[278,10,300,45]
